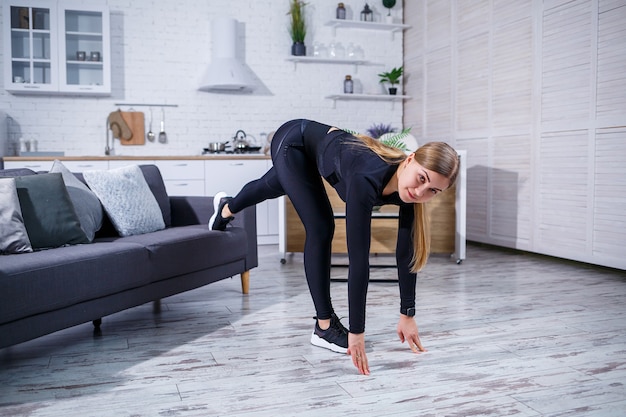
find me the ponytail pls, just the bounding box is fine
[411,203,430,272]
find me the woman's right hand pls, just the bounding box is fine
[347,332,370,375]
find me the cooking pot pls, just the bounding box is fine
[205,141,229,152]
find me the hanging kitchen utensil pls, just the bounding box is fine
[146,108,155,142]
[119,110,145,146]
[158,107,167,144]
[108,110,132,141]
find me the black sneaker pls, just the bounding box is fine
[310,313,348,354]
[208,192,234,231]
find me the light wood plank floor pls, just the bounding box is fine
[1,244,625,416]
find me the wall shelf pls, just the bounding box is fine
[286,56,371,72]
[324,19,411,39]
[325,93,411,109]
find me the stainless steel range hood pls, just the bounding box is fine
[198,18,256,92]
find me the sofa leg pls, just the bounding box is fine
[241,270,250,294]
[153,299,161,313]
[93,318,102,337]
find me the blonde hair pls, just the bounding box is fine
[354,135,460,272]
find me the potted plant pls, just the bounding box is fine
[365,123,413,151]
[288,0,307,56]
[378,127,412,151]
[378,66,403,95]
[366,122,396,139]
[382,0,396,23]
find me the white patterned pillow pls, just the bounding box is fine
[83,165,165,237]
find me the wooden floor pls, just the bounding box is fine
[1,244,625,416]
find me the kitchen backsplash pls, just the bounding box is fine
[1,0,405,157]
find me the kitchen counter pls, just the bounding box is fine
[2,154,279,245]
[3,154,271,162]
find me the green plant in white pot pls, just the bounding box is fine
[378,66,403,95]
[382,0,396,23]
[288,0,307,56]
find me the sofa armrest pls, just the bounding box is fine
[169,196,258,269]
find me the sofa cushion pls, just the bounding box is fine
[138,165,172,228]
[50,160,104,242]
[0,168,37,178]
[15,173,90,249]
[99,225,249,281]
[83,165,165,237]
[0,241,152,325]
[0,178,33,254]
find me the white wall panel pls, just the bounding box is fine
[492,15,533,130]
[405,0,626,269]
[425,0,452,52]
[425,47,453,139]
[596,2,626,122]
[492,135,532,247]
[457,137,489,240]
[594,127,626,258]
[403,0,423,135]
[456,32,490,132]
[541,0,593,127]
[537,130,589,255]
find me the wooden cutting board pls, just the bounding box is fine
[119,111,145,146]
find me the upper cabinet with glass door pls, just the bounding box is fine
[58,2,110,95]
[3,0,110,96]
[3,2,59,93]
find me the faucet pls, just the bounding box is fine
[105,114,111,155]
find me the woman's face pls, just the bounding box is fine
[397,154,450,204]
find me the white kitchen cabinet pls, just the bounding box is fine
[107,160,151,169]
[3,0,110,95]
[3,159,54,171]
[205,158,278,244]
[2,159,108,171]
[59,160,108,171]
[3,159,108,171]
[154,160,205,197]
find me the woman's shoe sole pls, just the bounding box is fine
[208,191,227,230]
[310,333,348,354]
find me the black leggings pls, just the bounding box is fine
[228,119,336,320]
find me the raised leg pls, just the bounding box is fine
[241,270,250,294]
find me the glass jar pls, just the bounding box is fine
[344,75,354,94]
[337,3,346,19]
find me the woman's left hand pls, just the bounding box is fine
[397,315,427,353]
[347,332,370,375]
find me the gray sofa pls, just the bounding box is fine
[0,164,257,349]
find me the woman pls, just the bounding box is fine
[209,119,459,375]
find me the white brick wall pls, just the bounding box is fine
[1,0,406,156]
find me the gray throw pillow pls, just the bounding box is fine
[15,173,90,249]
[83,165,165,237]
[0,178,33,254]
[138,165,172,227]
[50,160,104,242]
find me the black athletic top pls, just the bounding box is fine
[303,121,417,334]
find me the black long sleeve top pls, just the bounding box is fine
[303,121,417,334]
